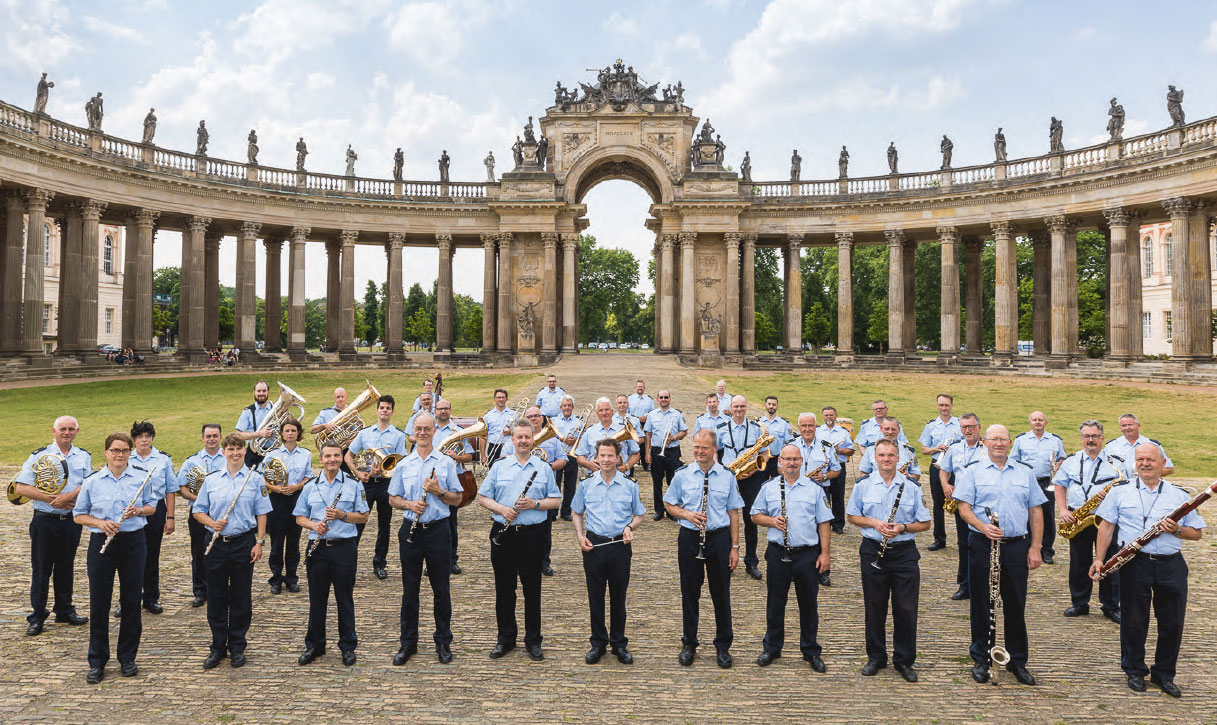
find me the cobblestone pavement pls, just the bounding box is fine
[1,356,1215,723]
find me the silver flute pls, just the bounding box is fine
[99,465,157,555]
[203,472,253,556]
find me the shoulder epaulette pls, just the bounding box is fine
[1012,460,1031,469]
[32,446,45,455]
[927,418,936,424]
[676,463,693,473]
[1148,438,1162,446]
[821,439,833,448]
[902,473,922,486]
[716,420,728,428]
[205,469,223,477]
[1108,454,1124,462]
[1048,432,1062,440]
[671,408,682,415]
[77,447,91,454]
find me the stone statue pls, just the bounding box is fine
[698,302,721,334]
[438,150,450,183]
[295,137,308,171]
[838,145,849,178]
[34,73,53,115]
[790,149,801,182]
[940,134,953,169]
[740,151,752,182]
[674,81,684,105]
[1167,85,1185,126]
[714,134,725,165]
[195,120,209,156]
[247,130,259,164]
[1107,97,1125,142]
[393,147,404,181]
[1049,117,1064,153]
[512,137,524,168]
[537,135,549,170]
[344,144,357,176]
[141,108,157,144]
[85,92,104,132]
[517,302,537,337]
[523,116,536,144]
[698,119,715,144]
[887,142,898,174]
[994,127,1007,162]
[484,151,495,182]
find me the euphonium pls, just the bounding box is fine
[608,418,639,446]
[316,381,381,449]
[1058,467,1125,539]
[351,446,404,476]
[530,416,561,461]
[726,424,776,481]
[6,451,69,505]
[249,381,307,456]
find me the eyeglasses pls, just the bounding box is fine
[1081,434,1103,440]
[106,448,131,454]
[984,437,1011,444]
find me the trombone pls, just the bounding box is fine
[565,403,594,457]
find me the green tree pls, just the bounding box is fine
[803,302,830,348]
[152,267,181,338]
[405,307,434,348]
[361,280,381,343]
[305,299,326,348]
[578,234,640,343]
[866,301,888,352]
[754,311,779,350]
[753,247,783,334]
[462,304,483,349]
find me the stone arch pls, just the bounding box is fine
[562,145,676,205]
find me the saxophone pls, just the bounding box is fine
[1058,466,1125,539]
[726,424,776,480]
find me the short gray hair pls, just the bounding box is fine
[1079,419,1104,434]
[1118,413,1139,424]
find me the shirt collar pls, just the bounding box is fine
[100,465,134,481]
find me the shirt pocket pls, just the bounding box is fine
[861,490,887,515]
[583,486,606,508]
[91,485,126,518]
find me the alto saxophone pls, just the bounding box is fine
[985,507,1010,678]
[1058,466,1125,539]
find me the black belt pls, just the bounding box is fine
[1037,477,1052,486]
[971,531,1027,543]
[315,536,356,547]
[784,543,819,553]
[91,529,137,537]
[587,531,625,544]
[496,521,543,532]
[366,476,390,485]
[408,517,447,530]
[214,529,255,543]
[865,537,914,549]
[1145,552,1181,561]
[34,510,73,520]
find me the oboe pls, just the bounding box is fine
[871,473,908,569]
[203,471,254,556]
[407,467,435,544]
[694,470,710,560]
[779,477,792,563]
[305,483,342,564]
[99,465,157,555]
[491,470,538,546]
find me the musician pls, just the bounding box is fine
[953,424,1045,686]
[691,393,727,443]
[234,380,273,466]
[72,432,157,684]
[478,420,561,661]
[793,413,842,586]
[759,396,793,479]
[1102,413,1174,479]
[858,418,920,480]
[388,413,464,666]
[501,406,567,576]
[405,392,435,444]
[718,395,767,581]
[664,429,742,668]
[572,438,646,665]
[710,380,730,413]
[816,406,856,460]
[643,390,687,520]
[1053,420,1123,621]
[433,399,473,575]
[938,413,986,600]
[1010,411,1066,564]
[192,433,271,669]
[535,374,566,418]
[118,421,175,619]
[177,424,224,607]
[751,444,833,672]
[854,400,909,455]
[847,439,932,682]
[411,377,436,412]
[14,415,91,636]
[577,399,640,474]
[626,379,655,427]
[262,417,313,595]
[1091,444,1204,698]
[613,394,643,475]
[919,393,961,551]
[294,442,369,667]
[553,395,583,521]
[309,387,348,436]
[346,395,406,580]
[482,388,513,463]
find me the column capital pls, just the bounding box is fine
[290,226,311,242]
[540,232,559,248]
[497,231,514,246]
[204,231,223,252]
[678,231,697,249]
[263,237,283,253]
[934,225,957,244]
[481,232,497,248]
[742,233,757,248]
[560,233,580,249]
[884,229,906,247]
[129,208,159,228]
[660,233,678,250]
[22,188,54,210]
[990,220,1015,237]
[325,239,341,253]
[388,231,405,248]
[436,232,453,249]
[240,220,262,237]
[834,231,854,247]
[724,232,742,249]
[1162,196,1192,219]
[786,232,804,250]
[1101,208,1130,227]
[187,215,211,234]
[1043,214,1072,234]
[339,229,358,246]
[72,199,107,220]
[964,237,983,252]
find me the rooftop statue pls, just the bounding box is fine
[344,144,357,176]
[565,59,665,111]
[994,127,1007,162]
[393,147,404,181]
[740,151,752,182]
[141,109,156,144]
[484,150,495,182]
[247,130,259,165]
[195,120,209,156]
[838,146,849,179]
[439,149,450,183]
[940,134,953,169]
[790,149,801,182]
[1049,117,1064,153]
[1107,97,1125,142]
[887,142,898,174]
[295,137,308,171]
[1167,85,1185,127]
[84,92,103,132]
[34,73,53,115]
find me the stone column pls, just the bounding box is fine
[1163,197,1197,359]
[122,216,137,348]
[902,239,916,353]
[741,234,757,354]
[263,238,283,352]
[338,230,357,355]
[964,237,983,355]
[540,232,558,354]
[436,233,454,353]
[204,231,221,350]
[1103,210,1132,361]
[992,221,1018,362]
[234,221,260,355]
[496,232,514,353]
[325,239,341,351]
[385,232,404,359]
[679,232,697,353]
[1030,230,1050,356]
[481,234,497,352]
[179,216,209,359]
[287,226,309,359]
[835,231,854,358]
[1065,224,1080,358]
[937,225,960,360]
[561,234,579,352]
[1045,215,1076,360]
[659,234,677,352]
[21,189,53,354]
[127,208,157,355]
[785,234,803,353]
[1126,212,1144,359]
[57,205,83,353]
[75,200,106,355]
[724,233,742,353]
[1188,202,1213,360]
[885,229,906,359]
[1,193,25,354]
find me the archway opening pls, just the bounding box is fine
[579,178,655,350]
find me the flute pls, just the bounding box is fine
[99,465,157,554]
[203,472,254,556]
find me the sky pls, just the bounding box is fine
[2,0,1215,299]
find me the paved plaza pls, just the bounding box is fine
[1,357,1214,723]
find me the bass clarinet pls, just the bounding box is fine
[871,473,908,569]
[492,471,538,546]
[985,507,1011,680]
[99,465,158,555]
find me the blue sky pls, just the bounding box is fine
[2,0,1214,298]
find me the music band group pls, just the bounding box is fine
[10,376,1210,698]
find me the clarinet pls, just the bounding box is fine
[779,476,792,563]
[491,471,538,546]
[305,482,343,564]
[871,473,908,569]
[99,465,158,555]
[203,471,255,556]
[407,467,435,544]
[694,470,710,560]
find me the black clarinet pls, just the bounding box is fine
[406,467,435,544]
[491,471,538,546]
[695,470,710,560]
[305,480,342,564]
[779,477,793,563]
[872,474,908,569]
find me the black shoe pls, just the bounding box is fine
[191,595,206,608]
[437,643,453,664]
[1042,553,1055,564]
[818,573,831,587]
[585,647,606,664]
[746,564,763,581]
[298,648,322,665]
[528,645,544,661]
[489,642,514,660]
[113,606,122,619]
[143,602,163,615]
[861,659,885,676]
[25,620,44,636]
[450,563,462,575]
[560,512,573,521]
[57,612,88,625]
[832,525,845,535]
[716,650,732,669]
[806,654,827,673]
[756,651,780,667]
[86,667,104,684]
[203,651,224,670]
[895,663,918,683]
[1063,604,1090,617]
[374,566,388,580]
[614,647,633,665]
[342,651,357,666]
[678,645,695,666]
[1127,674,1146,692]
[270,583,282,595]
[1150,675,1181,698]
[285,582,301,593]
[652,511,665,521]
[927,541,946,551]
[950,587,970,601]
[971,664,990,683]
[120,661,138,677]
[1006,664,1035,686]
[230,652,246,668]
[1103,609,1122,624]
[541,564,555,577]
[393,644,417,666]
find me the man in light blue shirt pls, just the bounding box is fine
[535,374,566,418]
[576,399,640,474]
[346,395,407,580]
[643,390,687,520]
[309,386,348,438]
[1011,411,1067,564]
[234,380,274,466]
[481,388,514,463]
[177,423,225,607]
[920,394,961,549]
[1102,413,1174,479]
[552,395,583,521]
[411,377,436,412]
[626,380,655,427]
[692,393,727,441]
[433,399,474,575]
[717,395,768,580]
[938,413,985,600]
[759,396,794,479]
[405,392,435,443]
[855,400,908,454]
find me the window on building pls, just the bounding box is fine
[1164,234,1172,273]
[43,224,51,267]
[105,308,113,334]
[1142,238,1153,277]
[42,304,51,333]
[1164,311,1172,342]
[103,236,114,275]
[1142,312,1151,339]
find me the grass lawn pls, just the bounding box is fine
[704,371,1215,475]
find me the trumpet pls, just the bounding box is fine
[565,403,595,457]
[249,381,307,456]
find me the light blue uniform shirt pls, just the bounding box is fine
[551,413,582,458]
[643,407,686,450]
[859,442,921,477]
[236,400,273,433]
[312,406,343,427]
[389,448,463,523]
[717,419,763,466]
[952,459,1047,536]
[847,472,932,543]
[759,415,794,457]
[483,406,514,446]
[129,447,175,500]
[711,392,731,413]
[627,393,655,420]
[572,471,645,538]
[535,386,567,417]
[1010,430,1066,479]
[262,445,314,487]
[816,423,856,455]
[692,411,727,437]
[73,465,159,534]
[1051,450,1124,510]
[576,421,638,461]
[412,393,428,412]
[751,476,834,546]
[919,416,961,465]
[1094,478,1205,556]
[612,412,641,434]
[792,436,842,483]
[939,440,986,475]
[349,423,408,458]
[855,417,908,450]
[663,462,744,532]
[293,471,369,540]
[192,467,272,536]
[15,442,92,514]
[177,448,225,491]
[1102,435,1173,479]
[478,454,559,526]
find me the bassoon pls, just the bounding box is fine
[1095,479,1217,580]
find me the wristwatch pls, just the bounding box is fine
[534,500,541,510]
[731,544,740,549]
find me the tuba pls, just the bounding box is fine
[441,417,488,457]
[351,446,404,476]
[7,452,69,505]
[249,381,307,456]
[315,381,381,450]
[726,424,776,480]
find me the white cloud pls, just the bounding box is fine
[0,0,78,73]
[231,0,391,66]
[82,16,146,43]
[306,71,335,90]
[603,12,638,35]
[1203,19,1217,52]
[387,0,499,70]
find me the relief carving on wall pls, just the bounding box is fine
[515,255,543,346]
[695,254,722,336]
